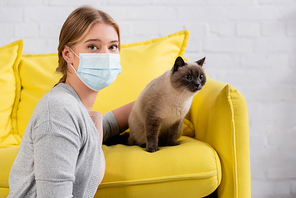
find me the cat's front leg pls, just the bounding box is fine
[145,117,162,153]
[165,119,182,146]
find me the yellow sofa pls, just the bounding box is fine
[0,30,251,198]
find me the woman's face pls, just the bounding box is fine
[69,22,119,70]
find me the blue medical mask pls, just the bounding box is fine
[69,47,121,91]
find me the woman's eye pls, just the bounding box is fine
[109,45,118,51]
[200,74,204,79]
[88,45,98,50]
[186,75,192,80]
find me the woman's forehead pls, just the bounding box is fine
[83,23,118,43]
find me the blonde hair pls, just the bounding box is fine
[56,5,120,84]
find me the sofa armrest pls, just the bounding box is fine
[188,76,251,198]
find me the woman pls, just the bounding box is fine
[8,6,133,197]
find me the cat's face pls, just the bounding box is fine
[170,57,206,93]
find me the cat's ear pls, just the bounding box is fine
[196,57,206,67]
[173,56,185,73]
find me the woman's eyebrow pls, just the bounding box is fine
[84,39,118,43]
[85,39,101,43]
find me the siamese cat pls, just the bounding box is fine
[128,56,206,152]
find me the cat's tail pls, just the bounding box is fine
[103,132,130,146]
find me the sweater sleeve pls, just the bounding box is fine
[33,121,80,198]
[102,111,120,142]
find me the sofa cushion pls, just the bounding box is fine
[97,136,221,197]
[0,40,23,148]
[16,53,61,137]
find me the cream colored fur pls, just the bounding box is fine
[128,70,196,146]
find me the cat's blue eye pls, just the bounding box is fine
[186,75,192,80]
[88,45,98,51]
[200,75,204,79]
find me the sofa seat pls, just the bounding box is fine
[96,136,221,197]
[0,136,221,198]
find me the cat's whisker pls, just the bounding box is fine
[201,89,209,101]
[179,89,186,100]
[200,89,210,108]
[179,90,184,99]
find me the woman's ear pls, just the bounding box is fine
[62,45,72,63]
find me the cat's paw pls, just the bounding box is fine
[146,146,159,153]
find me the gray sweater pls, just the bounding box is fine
[8,83,119,198]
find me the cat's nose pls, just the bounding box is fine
[195,83,200,88]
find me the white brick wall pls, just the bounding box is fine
[1,0,296,197]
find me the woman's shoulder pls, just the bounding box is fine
[28,84,88,139]
[47,83,81,107]
[34,83,85,120]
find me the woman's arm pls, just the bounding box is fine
[33,123,80,197]
[111,101,135,133]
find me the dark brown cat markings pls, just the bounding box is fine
[128,56,206,152]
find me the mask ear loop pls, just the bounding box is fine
[69,63,77,72]
[68,46,80,58]
[67,46,80,72]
